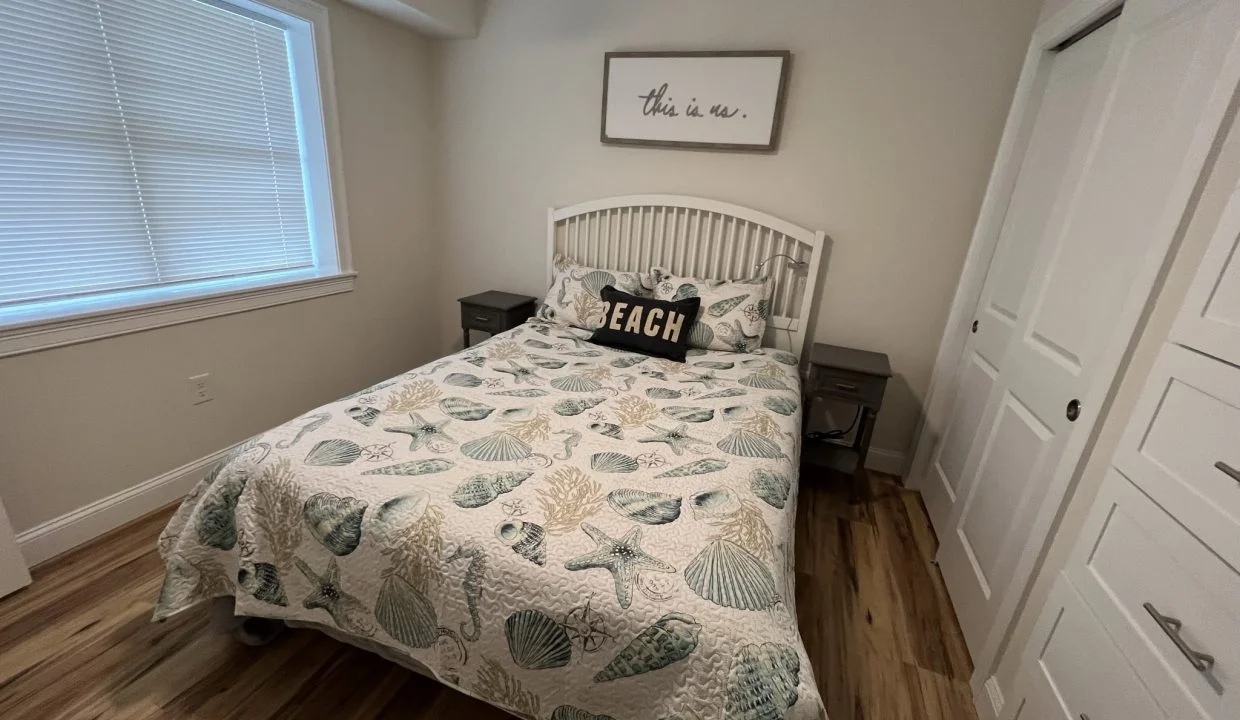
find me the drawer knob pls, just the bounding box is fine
[1143,602,1215,672]
[1215,461,1240,484]
[1066,398,1081,422]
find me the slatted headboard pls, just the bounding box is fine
[548,194,824,354]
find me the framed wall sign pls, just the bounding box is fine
[601,50,791,152]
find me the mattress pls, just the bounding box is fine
[154,320,826,720]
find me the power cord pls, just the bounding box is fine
[806,405,861,441]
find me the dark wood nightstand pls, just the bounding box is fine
[459,291,537,348]
[802,343,892,503]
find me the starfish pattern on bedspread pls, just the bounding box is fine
[494,361,542,384]
[383,411,455,451]
[637,423,706,456]
[678,370,721,388]
[563,523,676,609]
[294,557,376,637]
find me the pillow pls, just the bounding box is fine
[649,267,772,353]
[537,253,646,331]
[589,286,700,362]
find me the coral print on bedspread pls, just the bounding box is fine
[154,319,825,720]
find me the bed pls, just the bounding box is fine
[154,195,828,720]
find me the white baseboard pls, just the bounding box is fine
[865,447,907,476]
[13,438,905,568]
[16,443,239,567]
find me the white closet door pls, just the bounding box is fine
[937,0,1240,662]
[0,499,31,598]
[922,19,1115,530]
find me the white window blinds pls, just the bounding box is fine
[0,0,317,316]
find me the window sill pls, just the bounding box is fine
[0,273,356,358]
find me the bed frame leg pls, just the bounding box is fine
[209,596,286,646]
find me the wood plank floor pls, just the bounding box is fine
[0,470,974,720]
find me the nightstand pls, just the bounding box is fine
[802,343,892,503]
[459,291,537,348]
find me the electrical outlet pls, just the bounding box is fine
[188,373,212,405]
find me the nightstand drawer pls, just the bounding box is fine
[806,367,886,405]
[460,303,507,333]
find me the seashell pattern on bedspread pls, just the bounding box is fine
[153,320,824,720]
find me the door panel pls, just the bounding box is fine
[1172,156,1240,365]
[983,21,1116,325]
[1027,2,1221,376]
[958,395,1053,592]
[949,394,1055,645]
[922,17,1115,531]
[933,355,996,495]
[939,0,1240,667]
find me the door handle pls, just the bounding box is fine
[1066,398,1081,422]
[971,320,979,333]
[1143,602,1215,672]
[1215,461,1240,484]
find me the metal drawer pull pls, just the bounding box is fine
[1080,715,1091,720]
[1216,461,1240,484]
[474,314,491,322]
[834,382,858,391]
[1143,602,1215,672]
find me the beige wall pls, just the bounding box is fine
[432,0,1043,459]
[1039,0,1078,24]
[0,0,442,534]
[986,107,1240,699]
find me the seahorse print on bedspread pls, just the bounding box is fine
[446,543,486,642]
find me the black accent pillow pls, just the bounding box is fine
[589,286,700,362]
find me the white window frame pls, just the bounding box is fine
[0,0,354,358]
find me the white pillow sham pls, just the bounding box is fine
[648,267,772,353]
[536,253,646,331]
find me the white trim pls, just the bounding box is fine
[0,273,355,358]
[336,0,480,38]
[15,443,241,567]
[6,445,892,572]
[906,0,1123,494]
[863,447,907,477]
[0,0,354,359]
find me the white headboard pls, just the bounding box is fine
[548,194,825,355]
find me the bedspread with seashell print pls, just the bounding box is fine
[154,319,827,720]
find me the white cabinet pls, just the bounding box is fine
[1004,577,1169,720]
[1003,69,1240,720]
[1004,346,1239,719]
[1113,346,1240,560]
[1068,470,1232,719]
[1174,183,1240,366]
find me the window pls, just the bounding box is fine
[0,0,351,355]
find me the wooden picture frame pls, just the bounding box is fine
[601,51,791,152]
